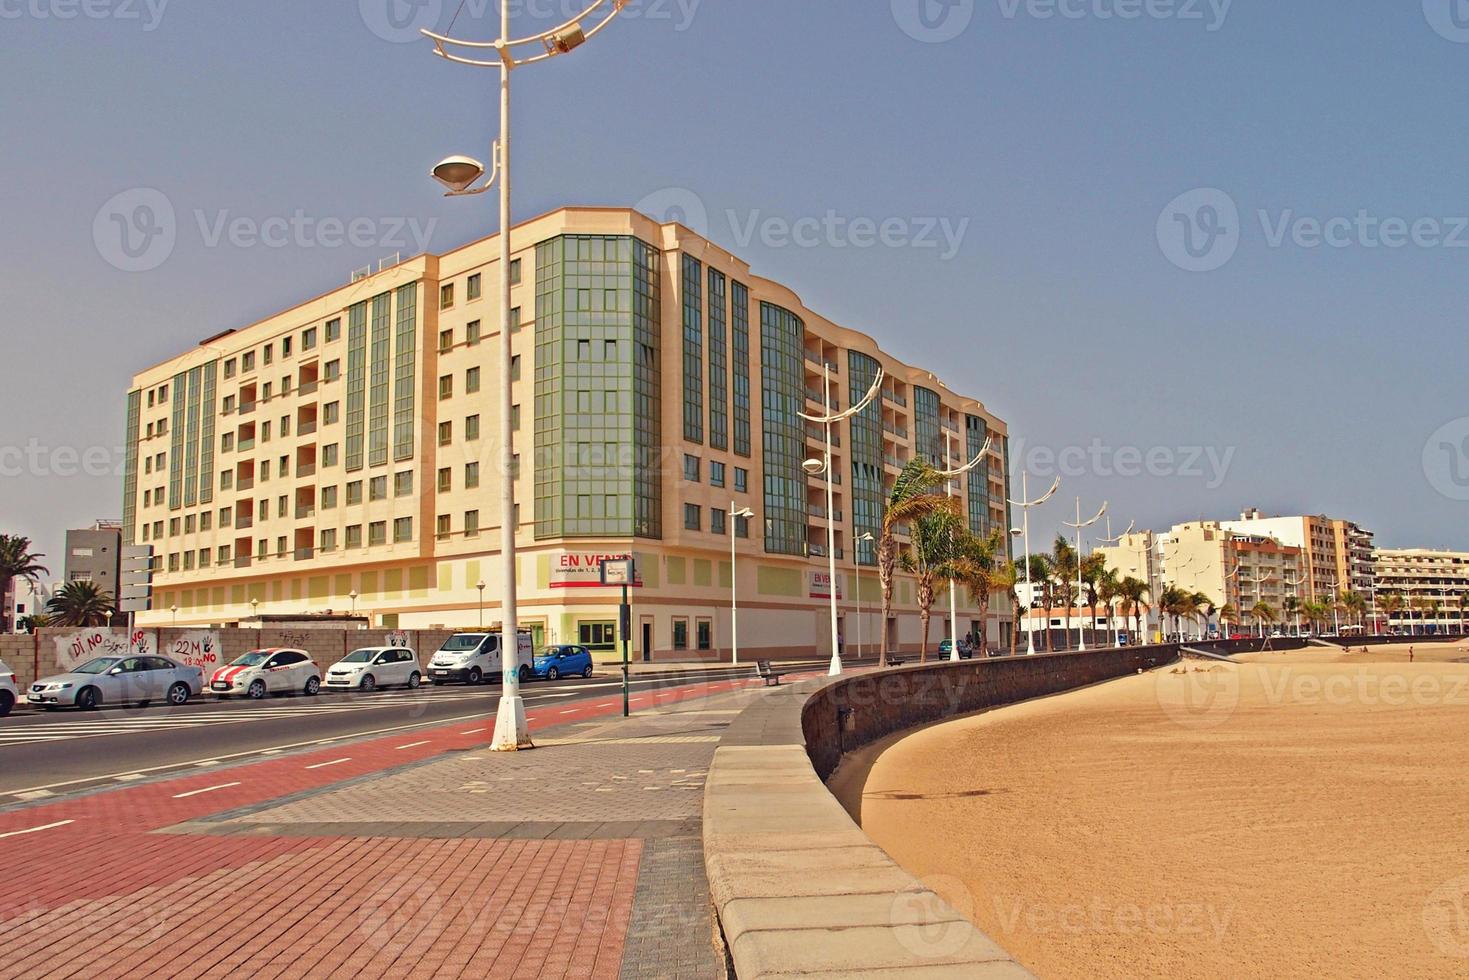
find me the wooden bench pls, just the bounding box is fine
[755,660,790,686]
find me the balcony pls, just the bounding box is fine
[805,424,841,448]
[803,350,840,373]
[884,454,903,469]
[294,547,314,561]
[805,387,840,410]
[235,514,253,530]
[298,380,319,397]
[299,420,317,436]
[297,462,316,478]
[882,422,909,439]
[234,555,251,569]
[239,401,257,416]
[882,390,908,409]
[236,477,254,491]
[296,504,316,520]
[238,438,255,452]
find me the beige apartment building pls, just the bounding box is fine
[1161,521,1306,629]
[1219,508,1375,598]
[122,207,1012,660]
[1373,548,1469,634]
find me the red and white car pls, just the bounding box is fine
[209,649,321,699]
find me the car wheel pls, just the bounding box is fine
[75,686,100,710]
[304,677,321,697]
[518,664,531,684]
[547,667,559,681]
[247,679,267,700]
[407,672,421,690]
[167,683,189,706]
[582,665,593,679]
[467,667,482,686]
[0,691,12,717]
[359,674,376,693]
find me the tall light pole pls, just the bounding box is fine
[938,428,989,661]
[855,531,874,662]
[477,579,486,629]
[1098,518,1135,647]
[1285,569,1306,636]
[347,591,357,617]
[1062,498,1107,651]
[1007,472,1061,655]
[729,502,754,665]
[423,0,630,751]
[801,364,883,676]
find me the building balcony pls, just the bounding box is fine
[235,515,253,530]
[298,420,317,436]
[805,387,840,410]
[233,555,251,569]
[882,422,909,439]
[803,350,840,373]
[238,438,255,452]
[882,390,908,409]
[239,402,257,416]
[298,380,319,397]
[805,424,841,448]
[294,547,314,561]
[297,462,316,478]
[236,477,254,491]
[295,505,315,520]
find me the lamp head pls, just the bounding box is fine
[548,24,586,53]
[733,507,754,520]
[802,458,825,476]
[1010,528,1023,538]
[431,155,486,194]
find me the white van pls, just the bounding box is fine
[428,632,534,685]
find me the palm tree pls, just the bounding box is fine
[17,612,54,633]
[989,558,1020,656]
[0,535,50,635]
[1251,600,1279,634]
[902,507,968,662]
[1118,576,1149,642]
[1282,596,1301,636]
[876,460,951,665]
[1379,592,1405,633]
[1097,567,1122,645]
[1301,599,1328,635]
[47,580,115,627]
[1030,553,1056,651]
[1079,552,1107,647]
[1049,536,1077,650]
[1340,590,1367,629]
[1158,586,1191,640]
[947,527,1007,654]
[1219,602,1238,637]
[1192,592,1215,641]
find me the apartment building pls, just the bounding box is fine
[1162,521,1306,625]
[122,207,1012,660]
[1373,548,1469,633]
[63,521,123,606]
[1219,508,1375,598]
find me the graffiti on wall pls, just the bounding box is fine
[168,631,222,671]
[52,629,156,671]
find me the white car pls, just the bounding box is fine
[324,647,422,692]
[0,659,17,716]
[209,648,321,699]
[429,632,533,685]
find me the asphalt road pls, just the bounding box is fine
[0,667,762,801]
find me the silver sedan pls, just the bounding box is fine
[26,655,205,710]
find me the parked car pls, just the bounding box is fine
[324,647,422,692]
[0,659,17,716]
[529,645,594,681]
[27,655,204,710]
[209,649,321,699]
[429,632,533,685]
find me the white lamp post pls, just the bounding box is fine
[422,0,631,752]
[1007,472,1061,655]
[1098,517,1135,646]
[800,364,883,676]
[347,591,357,617]
[729,502,754,666]
[938,428,990,661]
[1061,497,1107,651]
[855,531,874,662]
[477,579,486,629]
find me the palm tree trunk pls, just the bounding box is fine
[917,576,934,663]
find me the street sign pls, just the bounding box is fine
[118,545,155,614]
[599,556,636,717]
[599,556,635,586]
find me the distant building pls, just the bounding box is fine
[1159,521,1306,631]
[6,578,60,632]
[1372,548,1469,634]
[64,521,123,608]
[1219,509,1375,599]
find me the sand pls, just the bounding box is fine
[830,646,1469,979]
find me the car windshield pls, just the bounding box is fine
[543,646,575,657]
[230,652,270,667]
[341,650,379,664]
[441,635,486,652]
[72,657,120,675]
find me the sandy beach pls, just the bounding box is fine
[830,642,1469,979]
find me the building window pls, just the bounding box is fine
[346,524,362,549]
[510,307,522,333]
[346,480,363,505]
[465,462,480,489]
[466,367,480,394]
[682,256,704,443]
[242,351,256,372]
[711,508,726,535]
[393,517,413,542]
[326,317,341,342]
[734,467,748,493]
[368,521,387,546]
[710,461,726,488]
[736,515,750,538]
[369,476,387,501]
[224,358,237,379]
[439,375,453,400]
[672,618,689,651]
[281,336,292,358]
[510,258,522,284]
[320,528,337,552]
[394,470,414,497]
[465,510,479,537]
[466,415,480,440]
[437,514,451,540]
[684,503,701,531]
[467,273,482,301]
[322,443,339,467]
[321,485,338,508]
[439,329,454,352]
[440,284,454,310]
[303,327,317,350]
[467,321,481,346]
[324,360,341,382]
[263,344,273,366]
[510,404,520,431]
[683,455,700,483]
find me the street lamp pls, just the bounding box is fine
[1007,472,1061,655]
[1098,518,1135,646]
[477,579,487,629]
[855,531,874,661]
[250,597,259,622]
[729,503,754,666]
[170,603,178,626]
[938,428,990,661]
[1061,497,1107,651]
[800,363,883,677]
[422,2,632,750]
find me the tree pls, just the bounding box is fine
[1158,586,1192,640]
[1282,596,1301,635]
[1118,576,1149,641]
[1192,592,1215,640]
[47,580,115,627]
[876,460,950,665]
[1251,600,1279,634]
[0,535,49,635]
[989,559,1020,656]
[1097,567,1122,645]
[947,527,1007,655]
[1379,592,1405,633]
[1028,553,1054,651]
[1080,552,1107,647]
[1219,602,1238,637]
[17,612,54,633]
[1340,590,1367,629]
[1049,536,1077,650]
[901,506,966,663]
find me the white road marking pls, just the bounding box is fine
[13,790,53,800]
[171,782,240,799]
[459,728,485,735]
[0,819,74,839]
[305,758,351,770]
[395,740,430,750]
[113,774,145,782]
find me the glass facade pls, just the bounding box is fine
[392,284,417,462]
[367,292,392,468]
[682,255,703,444]
[965,414,989,535]
[198,361,216,505]
[731,281,752,458]
[182,366,201,507]
[167,370,185,509]
[914,386,942,465]
[534,235,663,539]
[344,301,367,472]
[122,389,140,544]
[707,268,728,452]
[848,351,883,566]
[759,302,806,556]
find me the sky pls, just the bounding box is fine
[2,0,1466,576]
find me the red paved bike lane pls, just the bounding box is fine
[0,672,788,980]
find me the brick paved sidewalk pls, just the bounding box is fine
[0,673,812,979]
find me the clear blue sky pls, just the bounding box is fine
[2,0,1465,572]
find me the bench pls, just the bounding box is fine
[755,660,790,686]
[885,656,910,667]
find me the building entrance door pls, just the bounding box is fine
[640,618,653,663]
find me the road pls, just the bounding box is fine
[0,667,764,801]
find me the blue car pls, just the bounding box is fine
[529,644,594,681]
